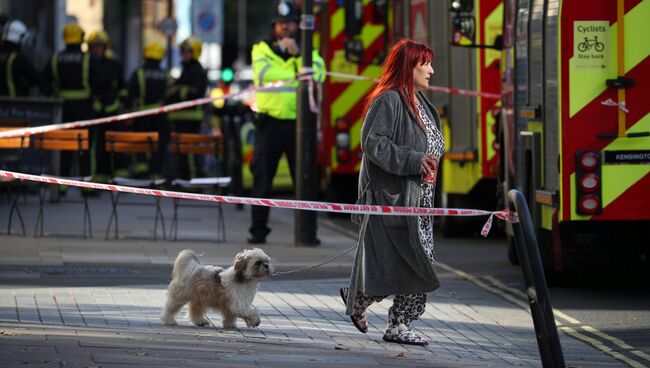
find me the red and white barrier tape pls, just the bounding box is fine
[601,98,629,113]
[0,80,294,139]
[0,169,517,237]
[323,71,502,99]
[0,69,501,139]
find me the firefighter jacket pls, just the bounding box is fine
[251,39,325,121]
[127,59,169,110]
[42,45,97,101]
[92,56,125,115]
[0,42,44,96]
[167,59,208,121]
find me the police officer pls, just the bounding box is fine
[41,23,98,179]
[87,30,126,179]
[0,20,45,96]
[127,41,170,177]
[248,1,326,244]
[167,35,208,179]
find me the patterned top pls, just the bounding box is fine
[416,102,445,264]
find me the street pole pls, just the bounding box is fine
[295,0,319,246]
[166,0,173,71]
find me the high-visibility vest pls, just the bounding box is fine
[136,67,169,110]
[2,51,17,97]
[52,51,91,100]
[251,40,326,120]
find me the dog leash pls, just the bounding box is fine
[271,245,357,277]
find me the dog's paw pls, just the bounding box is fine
[245,315,261,328]
[161,316,177,326]
[191,318,210,327]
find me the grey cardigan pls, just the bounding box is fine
[346,90,443,315]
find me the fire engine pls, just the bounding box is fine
[318,0,650,278]
[495,0,650,278]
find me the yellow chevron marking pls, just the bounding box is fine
[601,113,650,208]
[569,1,650,117]
[361,24,384,49]
[331,8,344,40]
[570,114,650,220]
[484,3,503,68]
[330,66,381,170]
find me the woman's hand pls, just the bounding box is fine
[421,154,438,178]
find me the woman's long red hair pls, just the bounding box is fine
[362,39,434,124]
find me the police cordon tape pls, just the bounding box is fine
[0,78,299,139]
[323,71,502,99]
[0,69,500,139]
[0,169,517,237]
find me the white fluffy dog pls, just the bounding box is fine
[161,248,273,329]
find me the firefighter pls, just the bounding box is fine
[0,19,45,96]
[127,40,170,177]
[166,35,208,179]
[87,30,126,179]
[248,0,326,244]
[41,22,98,180]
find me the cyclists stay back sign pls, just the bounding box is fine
[574,21,608,70]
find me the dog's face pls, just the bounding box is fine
[234,248,273,282]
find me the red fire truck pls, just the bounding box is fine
[318,0,650,278]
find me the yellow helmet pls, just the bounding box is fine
[63,23,84,45]
[144,41,165,60]
[180,36,202,59]
[87,30,109,46]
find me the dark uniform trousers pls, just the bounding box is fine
[249,114,296,238]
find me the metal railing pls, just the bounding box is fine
[508,189,565,368]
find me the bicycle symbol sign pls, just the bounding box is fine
[578,36,605,53]
[574,21,608,70]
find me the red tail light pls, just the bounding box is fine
[578,173,600,193]
[575,151,602,215]
[578,195,601,214]
[579,151,599,171]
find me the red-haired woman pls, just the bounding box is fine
[340,39,445,346]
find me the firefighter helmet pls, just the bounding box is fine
[144,41,165,60]
[63,22,84,45]
[2,20,29,46]
[87,30,109,46]
[273,1,299,24]
[180,36,202,60]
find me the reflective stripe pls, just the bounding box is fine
[179,85,189,100]
[254,57,268,63]
[137,68,146,108]
[6,52,16,97]
[259,87,297,93]
[140,102,161,110]
[59,90,91,99]
[104,99,120,113]
[169,107,203,121]
[258,63,271,86]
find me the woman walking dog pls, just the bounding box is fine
[341,39,445,347]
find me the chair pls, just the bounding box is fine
[169,132,230,242]
[0,126,29,236]
[33,129,92,237]
[104,131,166,240]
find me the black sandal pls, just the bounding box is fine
[339,287,368,334]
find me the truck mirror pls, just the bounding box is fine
[451,15,475,46]
[450,0,474,13]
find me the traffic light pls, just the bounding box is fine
[221,68,234,83]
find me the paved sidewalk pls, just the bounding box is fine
[1,274,621,367]
[0,190,623,367]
